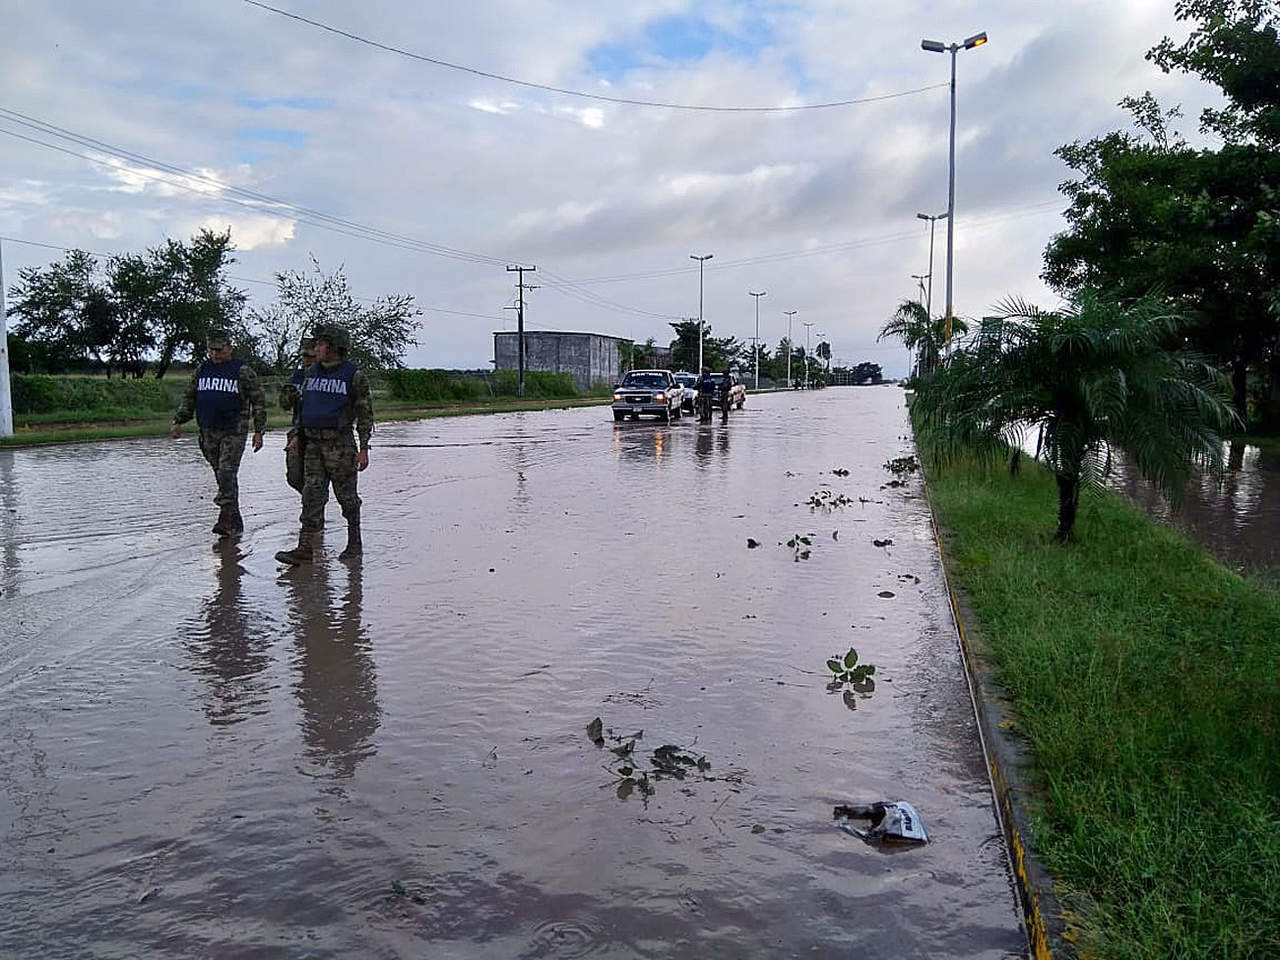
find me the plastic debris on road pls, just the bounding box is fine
[833,801,929,844]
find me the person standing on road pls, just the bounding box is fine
[695,366,715,423]
[275,326,373,565]
[279,337,319,495]
[170,328,266,537]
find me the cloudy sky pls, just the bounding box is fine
[1,0,1222,375]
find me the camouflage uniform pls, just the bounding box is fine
[298,367,374,530]
[276,327,374,565]
[172,356,267,530]
[280,341,318,495]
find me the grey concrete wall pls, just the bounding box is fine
[494,332,626,392]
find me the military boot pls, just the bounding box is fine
[275,529,314,566]
[338,512,362,560]
[212,504,233,536]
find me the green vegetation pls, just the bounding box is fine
[385,368,582,403]
[11,373,186,415]
[1043,1,1280,427]
[877,297,968,378]
[913,294,1237,541]
[930,458,1280,959]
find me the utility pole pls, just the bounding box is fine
[690,253,713,370]
[802,321,815,390]
[783,310,796,388]
[506,265,537,397]
[0,240,12,437]
[911,273,928,304]
[748,290,766,390]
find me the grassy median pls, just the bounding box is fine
[927,461,1280,960]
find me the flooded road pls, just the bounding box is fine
[1,389,1025,958]
[1109,440,1280,576]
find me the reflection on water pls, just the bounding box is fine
[1110,440,1280,574]
[285,560,380,779]
[184,544,272,726]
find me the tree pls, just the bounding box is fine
[251,257,420,371]
[6,249,116,373]
[148,229,248,378]
[1044,2,1280,420]
[667,319,742,372]
[877,298,968,377]
[912,293,1238,542]
[851,362,883,385]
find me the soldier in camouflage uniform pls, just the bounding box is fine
[279,337,318,495]
[275,325,374,565]
[170,328,267,536]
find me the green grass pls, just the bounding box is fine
[0,396,611,447]
[927,461,1280,960]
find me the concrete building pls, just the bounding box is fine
[493,330,629,392]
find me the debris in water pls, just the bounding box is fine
[834,801,929,844]
[587,717,605,746]
[872,538,893,548]
[882,455,919,475]
[747,538,760,549]
[877,590,896,598]
[825,648,876,685]
[832,530,839,541]
[751,824,766,834]
[832,468,850,477]
[897,573,921,584]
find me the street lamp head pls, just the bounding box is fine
[921,39,946,53]
[963,31,988,49]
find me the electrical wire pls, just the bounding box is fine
[244,0,949,113]
[0,233,506,320]
[0,109,508,266]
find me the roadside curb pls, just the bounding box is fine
[924,492,1074,960]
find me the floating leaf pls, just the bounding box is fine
[618,765,633,778]
[746,538,760,549]
[587,717,604,745]
[843,648,859,669]
[391,880,406,897]
[826,658,843,673]
[611,740,635,758]
[878,590,895,599]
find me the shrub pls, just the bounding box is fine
[11,375,181,414]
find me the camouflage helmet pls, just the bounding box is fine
[312,325,349,353]
[206,328,231,349]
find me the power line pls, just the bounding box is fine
[0,108,508,266]
[244,0,949,113]
[0,108,685,321]
[0,233,506,320]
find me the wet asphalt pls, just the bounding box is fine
[0,387,1026,958]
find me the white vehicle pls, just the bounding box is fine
[673,371,699,412]
[611,369,683,422]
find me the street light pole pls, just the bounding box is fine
[915,211,948,319]
[748,290,766,390]
[921,31,986,350]
[0,240,12,437]
[911,273,928,304]
[802,321,815,390]
[783,310,796,387]
[691,253,713,370]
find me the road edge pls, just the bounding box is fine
[923,487,1074,960]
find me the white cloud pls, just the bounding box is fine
[191,214,296,250]
[0,0,1216,374]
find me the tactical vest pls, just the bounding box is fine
[299,361,357,429]
[194,358,245,430]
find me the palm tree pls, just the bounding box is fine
[912,293,1239,542]
[877,299,968,377]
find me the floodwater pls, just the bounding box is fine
[1,389,1026,959]
[1109,440,1280,575]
